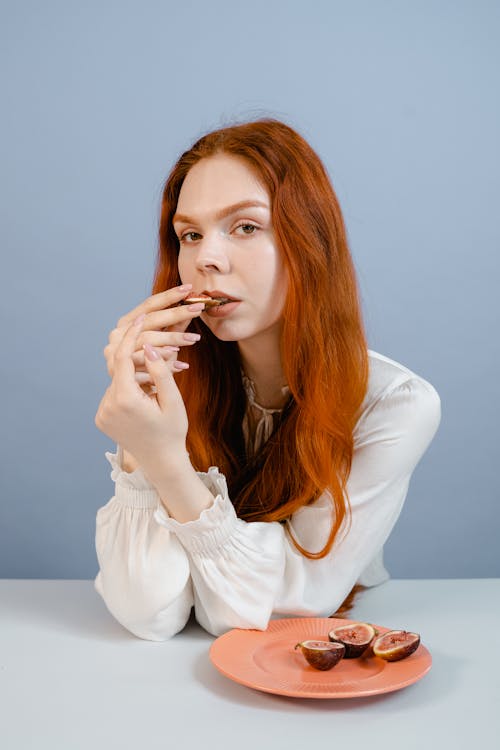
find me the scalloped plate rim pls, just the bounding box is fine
[209,616,432,699]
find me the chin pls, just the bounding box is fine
[201,318,256,343]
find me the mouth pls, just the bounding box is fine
[204,299,242,318]
[180,290,239,307]
[202,289,241,306]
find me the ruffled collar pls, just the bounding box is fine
[240,369,290,456]
[240,369,290,414]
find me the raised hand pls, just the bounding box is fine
[95,313,196,475]
[103,283,205,390]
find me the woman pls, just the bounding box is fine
[94,118,441,641]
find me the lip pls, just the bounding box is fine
[204,300,241,318]
[202,289,240,302]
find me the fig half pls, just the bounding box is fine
[372,630,420,661]
[295,640,345,670]
[180,293,230,308]
[328,622,376,658]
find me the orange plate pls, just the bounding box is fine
[209,617,432,699]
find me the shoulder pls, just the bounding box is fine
[365,349,438,400]
[361,350,441,416]
[354,349,442,452]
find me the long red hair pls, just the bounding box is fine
[152,118,369,564]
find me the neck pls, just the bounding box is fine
[238,327,288,410]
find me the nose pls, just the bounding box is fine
[194,234,231,274]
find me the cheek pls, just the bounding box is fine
[268,263,288,321]
[254,263,288,324]
[177,251,191,280]
[264,252,288,301]
[249,241,286,289]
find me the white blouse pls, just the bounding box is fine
[94,350,441,641]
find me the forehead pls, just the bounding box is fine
[176,154,269,214]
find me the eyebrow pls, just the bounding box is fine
[172,200,269,226]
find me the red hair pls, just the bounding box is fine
[152,118,369,564]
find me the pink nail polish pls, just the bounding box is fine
[178,284,193,291]
[134,313,146,326]
[143,343,160,361]
[173,361,189,370]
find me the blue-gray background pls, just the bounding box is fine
[1,0,498,579]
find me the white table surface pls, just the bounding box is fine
[1,578,499,750]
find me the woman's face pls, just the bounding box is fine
[174,153,288,344]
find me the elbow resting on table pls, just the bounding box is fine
[94,573,193,641]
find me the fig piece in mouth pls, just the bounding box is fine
[180,293,231,308]
[372,630,420,661]
[328,622,376,658]
[294,640,345,670]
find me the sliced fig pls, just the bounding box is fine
[295,640,345,670]
[328,622,376,658]
[372,630,420,661]
[180,293,230,308]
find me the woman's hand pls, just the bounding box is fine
[95,313,197,474]
[101,283,205,472]
[103,283,205,389]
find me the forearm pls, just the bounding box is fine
[121,448,141,473]
[143,452,215,523]
[95,452,195,640]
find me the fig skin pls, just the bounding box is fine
[360,624,380,658]
[180,294,230,308]
[295,640,345,671]
[372,630,420,661]
[328,622,376,658]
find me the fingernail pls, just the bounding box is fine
[178,283,193,291]
[173,361,189,370]
[183,332,201,342]
[188,302,205,311]
[164,346,180,352]
[134,313,146,326]
[143,343,160,361]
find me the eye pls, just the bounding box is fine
[234,222,259,236]
[178,231,201,244]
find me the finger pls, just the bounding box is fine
[110,330,198,373]
[132,344,180,368]
[117,284,193,328]
[168,315,197,335]
[142,302,205,333]
[135,371,153,384]
[143,343,188,410]
[108,342,180,375]
[144,384,159,398]
[112,314,147,393]
[108,303,203,378]
[132,333,201,367]
[134,329,201,350]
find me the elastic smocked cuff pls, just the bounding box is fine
[153,466,239,555]
[105,446,156,491]
[105,447,160,509]
[113,484,160,509]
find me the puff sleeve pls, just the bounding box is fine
[94,448,194,641]
[95,375,441,639]
[152,376,441,636]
